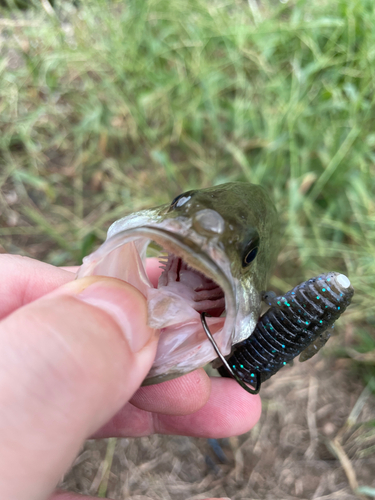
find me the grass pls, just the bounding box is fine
[1,0,375,495]
[0,0,374,339]
[1,0,374,324]
[1,0,374,366]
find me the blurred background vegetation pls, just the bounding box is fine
[1,0,375,497]
[1,0,374,378]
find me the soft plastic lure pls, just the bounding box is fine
[210,272,354,394]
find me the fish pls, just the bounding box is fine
[77,182,280,384]
[216,271,354,393]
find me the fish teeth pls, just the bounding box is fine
[158,254,170,269]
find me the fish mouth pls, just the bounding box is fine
[77,224,237,383]
[158,252,225,317]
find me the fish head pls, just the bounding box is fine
[77,182,279,383]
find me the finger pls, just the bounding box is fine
[130,368,211,415]
[95,377,261,439]
[0,277,158,500]
[60,266,80,272]
[154,377,261,438]
[0,255,75,319]
[0,255,162,321]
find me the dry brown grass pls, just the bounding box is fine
[61,353,375,499]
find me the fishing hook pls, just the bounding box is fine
[200,312,261,395]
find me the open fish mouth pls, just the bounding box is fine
[158,252,225,317]
[77,182,280,383]
[77,219,237,384]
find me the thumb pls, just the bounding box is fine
[0,276,158,500]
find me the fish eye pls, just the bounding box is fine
[242,237,260,267]
[170,191,193,209]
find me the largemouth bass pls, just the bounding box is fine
[78,182,279,384]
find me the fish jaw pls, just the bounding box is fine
[77,209,262,382]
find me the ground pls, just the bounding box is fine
[61,353,375,499]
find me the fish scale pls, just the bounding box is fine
[218,272,354,387]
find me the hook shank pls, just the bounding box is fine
[200,312,261,395]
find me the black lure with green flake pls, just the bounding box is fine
[217,272,354,391]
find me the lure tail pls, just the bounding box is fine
[216,272,354,391]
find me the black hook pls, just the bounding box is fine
[200,312,261,395]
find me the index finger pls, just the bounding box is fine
[0,255,75,320]
[95,377,261,439]
[0,256,163,321]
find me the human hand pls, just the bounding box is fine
[0,254,261,500]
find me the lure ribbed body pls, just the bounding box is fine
[218,272,354,387]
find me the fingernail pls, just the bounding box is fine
[76,278,155,353]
